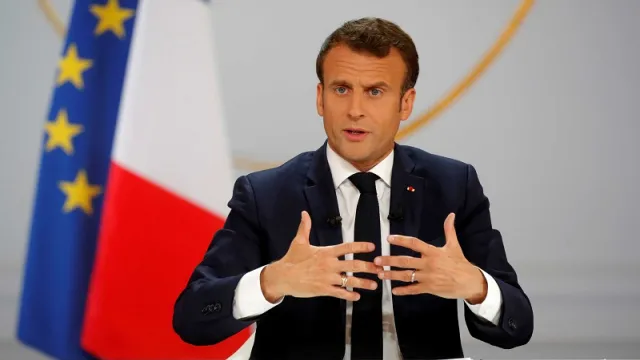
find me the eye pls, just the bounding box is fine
[369,88,382,96]
[335,86,348,95]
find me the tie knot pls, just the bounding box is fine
[349,172,379,194]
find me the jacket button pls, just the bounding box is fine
[508,318,517,330]
[201,303,222,315]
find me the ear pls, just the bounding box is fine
[399,88,416,122]
[316,83,324,117]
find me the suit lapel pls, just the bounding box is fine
[303,142,347,335]
[389,145,425,260]
[303,142,344,251]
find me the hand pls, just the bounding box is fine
[260,211,382,303]
[375,213,488,303]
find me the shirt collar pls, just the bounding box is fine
[325,143,394,189]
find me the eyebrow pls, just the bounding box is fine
[328,79,391,89]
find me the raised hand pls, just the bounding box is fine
[375,213,488,303]
[260,211,382,303]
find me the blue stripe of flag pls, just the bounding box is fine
[17,1,139,359]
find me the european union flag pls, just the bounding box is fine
[17,1,139,358]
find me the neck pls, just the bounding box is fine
[329,141,394,172]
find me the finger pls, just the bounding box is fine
[325,241,375,258]
[335,260,382,274]
[330,273,379,290]
[325,286,361,301]
[378,269,415,283]
[373,255,422,269]
[295,211,312,244]
[443,213,461,251]
[392,284,424,296]
[345,276,379,290]
[387,235,434,255]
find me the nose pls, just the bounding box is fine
[347,92,365,120]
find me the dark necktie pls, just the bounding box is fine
[348,172,383,359]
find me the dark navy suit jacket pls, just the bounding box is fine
[173,142,534,359]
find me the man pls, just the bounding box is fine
[173,17,533,360]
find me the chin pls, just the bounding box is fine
[341,148,374,165]
[331,139,373,160]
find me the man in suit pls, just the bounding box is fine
[173,17,533,360]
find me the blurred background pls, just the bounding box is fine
[1,0,639,358]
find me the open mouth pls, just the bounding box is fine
[343,128,369,141]
[345,129,366,135]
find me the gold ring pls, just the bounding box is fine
[410,270,416,283]
[340,273,348,288]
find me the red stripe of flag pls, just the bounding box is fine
[81,162,250,359]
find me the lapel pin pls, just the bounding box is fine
[406,186,415,192]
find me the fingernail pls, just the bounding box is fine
[354,294,360,301]
[370,283,377,290]
[387,235,395,242]
[378,272,384,279]
[374,257,381,265]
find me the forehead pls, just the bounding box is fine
[322,44,406,86]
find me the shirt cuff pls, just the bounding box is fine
[232,265,283,320]
[464,268,502,325]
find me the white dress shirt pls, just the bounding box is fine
[232,145,503,360]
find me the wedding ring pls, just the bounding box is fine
[340,273,348,288]
[410,270,416,283]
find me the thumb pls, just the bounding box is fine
[295,211,312,244]
[443,213,461,251]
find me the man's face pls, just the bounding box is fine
[316,44,416,171]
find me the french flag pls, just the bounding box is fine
[17,0,254,359]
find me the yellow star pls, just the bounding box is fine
[44,109,84,155]
[90,0,135,39]
[56,43,93,90]
[59,170,102,215]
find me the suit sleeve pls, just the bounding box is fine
[458,164,534,349]
[172,175,267,346]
